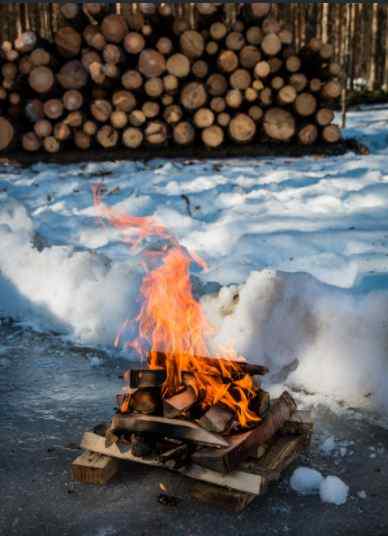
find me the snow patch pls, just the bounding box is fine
[290,467,323,495]
[319,476,349,506]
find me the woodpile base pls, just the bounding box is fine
[73,410,312,512]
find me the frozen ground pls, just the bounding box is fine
[1,105,388,415]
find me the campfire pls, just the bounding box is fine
[73,187,313,510]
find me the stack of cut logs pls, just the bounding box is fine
[0,3,342,154]
[105,357,301,477]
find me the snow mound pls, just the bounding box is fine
[290,467,323,495]
[319,476,349,506]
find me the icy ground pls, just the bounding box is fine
[1,105,388,416]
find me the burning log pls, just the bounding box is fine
[163,386,197,418]
[192,391,297,472]
[198,405,234,434]
[108,414,229,448]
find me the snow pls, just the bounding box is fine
[289,467,323,495]
[319,476,349,506]
[1,106,388,413]
[357,490,367,500]
[321,436,336,456]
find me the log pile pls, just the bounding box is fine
[0,3,342,154]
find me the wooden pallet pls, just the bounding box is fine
[72,411,312,511]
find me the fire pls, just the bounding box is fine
[93,184,260,428]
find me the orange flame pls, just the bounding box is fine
[93,184,260,428]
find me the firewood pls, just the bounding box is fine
[91,99,112,122]
[280,410,314,438]
[72,450,119,485]
[139,49,166,78]
[29,66,54,94]
[144,77,164,98]
[142,25,153,38]
[173,121,195,145]
[320,43,334,60]
[230,68,252,90]
[110,110,128,129]
[110,414,229,448]
[250,390,270,417]
[316,108,334,127]
[0,117,14,151]
[308,37,321,52]
[206,73,227,97]
[217,50,238,73]
[81,49,101,71]
[34,118,53,138]
[83,25,99,47]
[83,120,97,136]
[263,108,295,141]
[54,122,71,141]
[279,29,293,46]
[197,3,218,15]
[43,136,60,153]
[22,131,41,152]
[294,92,317,117]
[166,54,190,78]
[194,108,215,129]
[123,32,145,55]
[180,30,205,59]
[163,74,178,94]
[9,92,20,106]
[210,97,226,113]
[246,27,262,46]
[159,4,173,17]
[122,70,143,91]
[225,89,242,109]
[74,130,91,150]
[217,112,230,128]
[145,121,167,145]
[101,14,128,44]
[155,37,173,56]
[60,3,80,20]
[327,62,341,77]
[57,60,88,90]
[286,55,301,73]
[63,111,83,128]
[112,90,136,113]
[199,406,234,434]
[269,57,283,74]
[55,27,82,58]
[181,81,207,110]
[14,31,37,54]
[261,33,282,56]
[321,80,342,100]
[18,56,33,75]
[245,87,258,102]
[271,76,284,90]
[290,73,307,93]
[2,62,18,80]
[89,62,105,85]
[322,124,341,143]
[129,109,146,127]
[192,391,297,473]
[103,63,120,79]
[89,32,106,51]
[298,124,318,145]
[239,45,261,69]
[0,88,7,100]
[229,113,256,143]
[250,3,272,19]
[44,99,64,120]
[252,79,264,91]
[248,105,263,122]
[173,17,189,36]
[163,386,197,418]
[192,60,208,79]
[278,84,297,105]
[206,41,219,56]
[63,89,83,112]
[122,126,143,148]
[210,22,227,41]
[259,87,272,106]
[226,32,245,52]
[164,104,182,124]
[3,49,19,63]
[131,387,160,414]
[97,125,119,148]
[25,99,44,123]
[103,44,122,65]
[142,101,160,119]
[254,60,270,79]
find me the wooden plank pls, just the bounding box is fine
[110,414,229,448]
[280,410,314,439]
[80,432,265,494]
[192,391,297,473]
[72,450,119,485]
[191,482,258,512]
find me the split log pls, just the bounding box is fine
[202,125,224,148]
[22,131,41,152]
[180,30,205,59]
[298,124,318,145]
[63,111,83,128]
[139,49,166,78]
[173,121,195,145]
[29,66,54,94]
[192,391,297,473]
[109,414,229,448]
[122,126,143,148]
[229,113,256,143]
[57,60,88,90]
[55,27,82,58]
[97,125,119,148]
[0,117,14,151]
[322,124,341,143]
[181,82,207,110]
[263,108,296,142]
[166,54,190,78]
[101,14,128,44]
[145,121,168,145]
[163,386,197,418]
